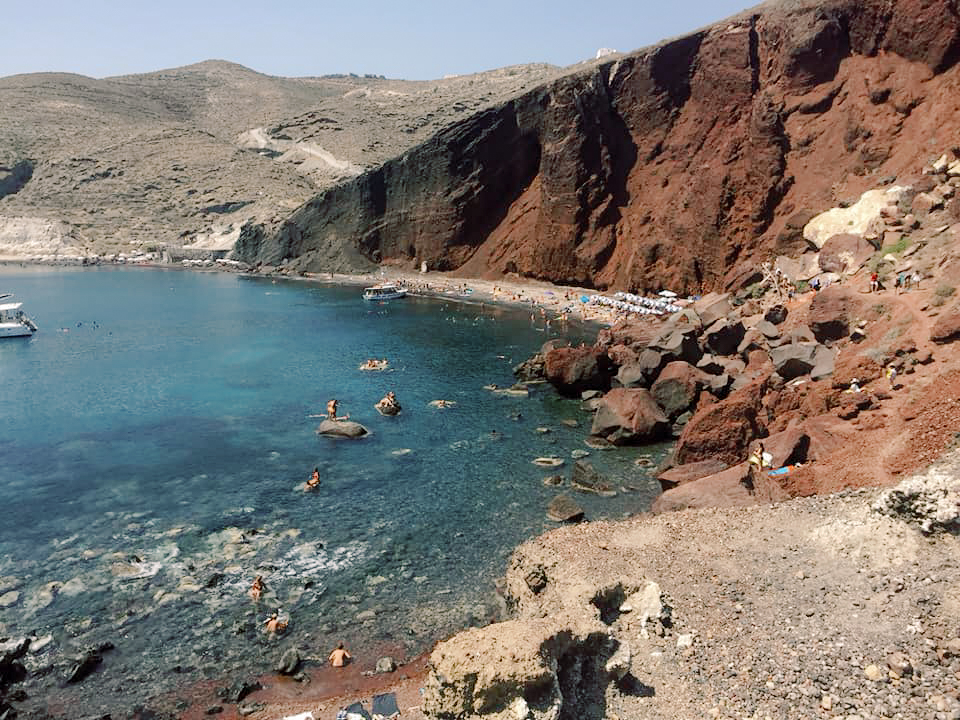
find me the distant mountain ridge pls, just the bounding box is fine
[0,58,562,258]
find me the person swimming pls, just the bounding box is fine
[306,467,321,490]
[249,575,264,602]
[376,391,401,415]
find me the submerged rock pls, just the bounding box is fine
[316,419,369,438]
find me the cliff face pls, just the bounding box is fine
[239,0,960,292]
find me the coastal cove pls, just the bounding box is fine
[0,266,670,717]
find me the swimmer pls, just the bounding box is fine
[306,467,321,490]
[328,642,351,667]
[265,611,287,635]
[249,575,264,602]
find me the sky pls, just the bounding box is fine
[3,0,756,80]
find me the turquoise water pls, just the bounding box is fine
[0,267,668,714]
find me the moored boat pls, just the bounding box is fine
[0,294,38,338]
[362,282,408,301]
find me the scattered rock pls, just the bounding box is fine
[591,388,670,445]
[276,647,300,675]
[375,656,397,673]
[571,460,617,496]
[316,419,369,438]
[547,495,585,523]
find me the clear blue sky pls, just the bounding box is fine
[3,0,755,80]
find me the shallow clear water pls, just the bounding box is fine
[0,266,668,711]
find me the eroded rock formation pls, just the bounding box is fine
[238,0,960,294]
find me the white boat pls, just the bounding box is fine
[0,295,38,338]
[362,282,408,301]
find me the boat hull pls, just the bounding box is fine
[0,323,34,337]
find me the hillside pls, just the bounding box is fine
[233,0,960,292]
[0,59,562,258]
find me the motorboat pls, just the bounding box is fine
[362,282,407,301]
[0,294,38,337]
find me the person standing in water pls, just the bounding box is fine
[328,642,351,667]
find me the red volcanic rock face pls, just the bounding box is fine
[238,0,960,296]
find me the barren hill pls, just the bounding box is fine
[0,59,562,257]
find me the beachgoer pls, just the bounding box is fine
[896,272,905,294]
[912,270,922,289]
[326,399,348,421]
[848,377,861,393]
[265,611,287,635]
[870,271,879,293]
[306,467,321,489]
[886,366,898,389]
[328,642,351,667]
[249,575,264,602]
[376,391,401,415]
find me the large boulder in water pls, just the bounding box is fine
[590,388,670,445]
[316,419,369,438]
[544,346,613,397]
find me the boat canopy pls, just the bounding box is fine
[0,302,23,312]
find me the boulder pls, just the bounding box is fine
[375,656,397,673]
[692,292,733,328]
[737,327,767,357]
[818,233,874,275]
[649,328,701,365]
[657,459,729,491]
[770,342,820,379]
[703,319,746,357]
[808,286,859,342]
[276,647,301,675]
[606,343,639,368]
[673,375,769,465]
[930,300,960,343]
[513,353,546,382]
[810,345,836,380]
[754,320,781,340]
[651,462,755,513]
[803,187,906,247]
[570,461,617,496]
[911,191,944,217]
[546,495,585,523]
[650,361,708,419]
[544,346,613,397]
[696,354,724,375]
[615,363,649,389]
[773,210,816,254]
[316,420,369,438]
[764,304,788,325]
[590,388,670,445]
[762,427,810,468]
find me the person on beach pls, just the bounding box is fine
[870,271,879,293]
[886,365,898,389]
[329,642,351,667]
[249,575,264,602]
[912,270,922,289]
[306,467,321,490]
